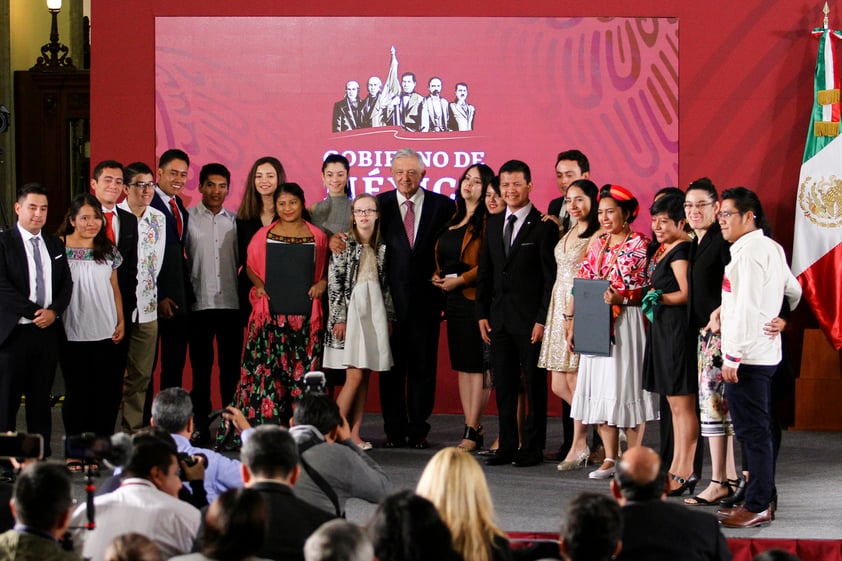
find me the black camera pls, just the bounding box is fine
[304,371,327,394]
[0,433,43,460]
[65,433,112,461]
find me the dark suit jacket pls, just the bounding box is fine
[547,196,572,233]
[618,500,732,561]
[150,192,192,312]
[333,98,361,131]
[476,205,558,335]
[113,207,138,323]
[359,95,380,128]
[377,189,454,323]
[0,227,72,346]
[252,481,335,561]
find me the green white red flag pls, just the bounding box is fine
[793,9,842,349]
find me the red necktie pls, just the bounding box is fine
[104,211,116,243]
[169,198,183,239]
[403,200,415,248]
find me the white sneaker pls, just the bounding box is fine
[588,458,616,480]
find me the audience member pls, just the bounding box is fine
[304,520,373,561]
[0,462,81,561]
[118,162,167,434]
[560,493,622,561]
[416,448,511,561]
[186,163,241,444]
[151,387,250,502]
[69,432,201,559]
[477,159,558,468]
[368,491,463,561]
[150,148,193,394]
[238,425,335,561]
[610,446,731,561]
[752,551,801,561]
[172,488,269,561]
[105,533,162,561]
[57,193,125,466]
[290,393,391,516]
[0,183,72,458]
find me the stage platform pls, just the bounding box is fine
[33,408,842,560]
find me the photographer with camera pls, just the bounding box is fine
[0,462,81,561]
[289,392,391,516]
[151,388,253,503]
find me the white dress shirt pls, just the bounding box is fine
[396,188,425,236]
[186,202,239,311]
[16,223,53,324]
[503,202,534,242]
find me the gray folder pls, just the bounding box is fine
[265,242,315,316]
[573,278,611,356]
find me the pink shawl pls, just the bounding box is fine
[246,220,328,336]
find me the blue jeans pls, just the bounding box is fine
[724,363,776,513]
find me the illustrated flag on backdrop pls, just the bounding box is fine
[793,4,842,349]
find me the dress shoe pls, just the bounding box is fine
[512,450,543,467]
[719,477,746,507]
[717,505,744,518]
[408,437,430,450]
[383,437,406,449]
[485,451,516,466]
[558,447,590,472]
[588,458,616,480]
[720,507,772,528]
[543,448,564,462]
[588,444,606,465]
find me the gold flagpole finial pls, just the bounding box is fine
[824,1,830,29]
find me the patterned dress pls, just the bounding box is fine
[230,233,324,429]
[538,228,593,372]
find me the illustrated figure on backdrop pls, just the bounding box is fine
[421,77,451,132]
[449,82,475,131]
[360,76,384,128]
[391,73,425,131]
[0,183,72,459]
[333,81,362,132]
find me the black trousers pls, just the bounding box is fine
[61,338,125,442]
[380,313,441,442]
[0,324,60,457]
[188,309,243,431]
[491,328,548,456]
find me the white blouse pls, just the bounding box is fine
[63,246,122,341]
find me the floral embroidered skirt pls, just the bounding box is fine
[698,329,734,437]
[230,313,323,429]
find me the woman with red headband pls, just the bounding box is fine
[567,184,658,480]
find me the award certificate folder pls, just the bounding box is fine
[265,242,315,316]
[573,278,611,356]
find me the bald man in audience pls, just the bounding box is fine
[610,447,731,561]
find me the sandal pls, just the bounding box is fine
[457,425,484,452]
[684,479,734,506]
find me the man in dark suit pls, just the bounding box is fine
[376,148,453,448]
[91,160,138,355]
[149,149,192,395]
[545,149,590,233]
[332,80,362,132]
[610,446,732,561]
[240,425,334,561]
[0,183,73,457]
[477,160,558,467]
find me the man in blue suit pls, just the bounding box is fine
[0,183,72,457]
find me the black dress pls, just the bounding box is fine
[643,241,695,395]
[438,224,483,372]
[236,217,263,325]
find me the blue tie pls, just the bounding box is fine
[30,237,46,307]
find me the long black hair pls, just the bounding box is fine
[567,179,601,239]
[273,182,312,223]
[449,163,494,233]
[57,193,114,263]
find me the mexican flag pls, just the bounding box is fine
[792,16,842,349]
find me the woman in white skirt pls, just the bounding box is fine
[567,184,658,479]
[323,193,396,449]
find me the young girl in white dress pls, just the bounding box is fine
[323,193,395,448]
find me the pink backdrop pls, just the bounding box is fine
[155,17,678,222]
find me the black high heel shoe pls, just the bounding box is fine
[719,477,746,507]
[457,425,484,451]
[667,473,699,497]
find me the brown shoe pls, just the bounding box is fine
[588,444,605,465]
[716,505,744,518]
[720,508,772,528]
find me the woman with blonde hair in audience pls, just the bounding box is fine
[416,448,512,561]
[105,533,162,561]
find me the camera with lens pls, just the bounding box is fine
[0,433,43,460]
[65,433,113,461]
[304,371,327,394]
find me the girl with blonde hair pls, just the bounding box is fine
[416,448,512,561]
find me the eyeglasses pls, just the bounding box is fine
[716,210,742,219]
[353,209,377,216]
[683,201,715,210]
[129,182,157,190]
